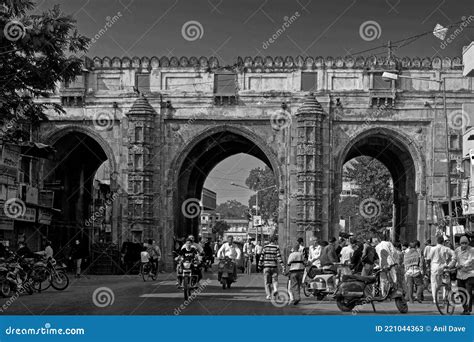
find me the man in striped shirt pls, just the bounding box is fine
[258,236,286,300]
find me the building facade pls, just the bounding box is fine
[35,54,474,267]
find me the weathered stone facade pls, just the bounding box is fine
[38,55,474,267]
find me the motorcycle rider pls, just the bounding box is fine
[217,235,241,280]
[176,238,200,287]
[181,235,204,254]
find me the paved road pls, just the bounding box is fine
[0,270,449,315]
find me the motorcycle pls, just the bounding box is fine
[334,264,408,314]
[2,261,34,296]
[302,264,340,300]
[31,257,69,292]
[177,257,200,300]
[201,254,213,272]
[218,256,235,289]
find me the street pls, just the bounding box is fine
[0,270,444,316]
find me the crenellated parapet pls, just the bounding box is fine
[87,55,463,71]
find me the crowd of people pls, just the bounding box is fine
[174,233,472,313]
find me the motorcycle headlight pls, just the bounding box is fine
[183,261,191,269]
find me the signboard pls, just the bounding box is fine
[461,179,469,198]
[16,207,36,222]
[0,184,17,201]
[38,209,52,225]
[1,145,20,168]
[39,190,55,207]
[26,186,38,205]
[253,216,262,226]
[0,218,14,231]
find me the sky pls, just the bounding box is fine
[34,0,474,205]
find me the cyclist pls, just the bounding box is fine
[146,239,160,275]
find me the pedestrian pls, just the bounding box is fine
[287,243,305,305]
[258,236,285,300]
[308,237,322,268]
[361,237,377,276]
[426,236,455,304]
[339,237,355,277]
[375,236,397,296]
[448,235,473,314]
[243,238,254,274]
[404,241,424,303]
[70,239,86,278]
[350,239,364,274]
[320,237,339,268]
[255,240,263,273]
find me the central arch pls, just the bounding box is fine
[334,127,426,242]
[170,125,282,238]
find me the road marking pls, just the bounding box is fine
[140,292,262,298]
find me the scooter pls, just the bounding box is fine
[334,264,408,313]
[302,264,340,300]
[218,256,235,289]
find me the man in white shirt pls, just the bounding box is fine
[427,236,455,304]
[375,237,398,296]
[217,235,241,279]
[243,238,254,273]
[308,237,322,268]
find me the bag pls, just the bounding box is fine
[405,265,421,277]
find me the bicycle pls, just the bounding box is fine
[434,267,465,315]
[140,260,157,282]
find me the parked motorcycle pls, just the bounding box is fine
[31,257,69,291]
[218,257,235,289]
[334,264,408,313]
[2,261,34,296]
[177,257,200,300]
[302,264,340,300]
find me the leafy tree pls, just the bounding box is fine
[344,156,393,239]
[216,199,248,219]
[212,220,230,237]
[245,166,279,222]
[0,0,89,142]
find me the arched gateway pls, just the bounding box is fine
[38,55,470,269]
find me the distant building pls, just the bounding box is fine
[199,188,218,239]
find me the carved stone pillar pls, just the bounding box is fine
[126,95,156,241]
[295,93,326,239]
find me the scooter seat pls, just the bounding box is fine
[342,274,376,284]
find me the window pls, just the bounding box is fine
[449,135,460,149]
[136,74,150,93]
[134,154,143,169]
[61,96,84,107]
[372,73,392,89]
[134,126,142,142]
[214,74,236,95]
[301,72,317,91]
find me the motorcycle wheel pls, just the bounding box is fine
[51,271,69,291]
[0,279,11,297]
[183,276,189,300]
[30,266,51,292]
[336,297,356,312]
[302,283,311,297]
[395,297,408,314]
